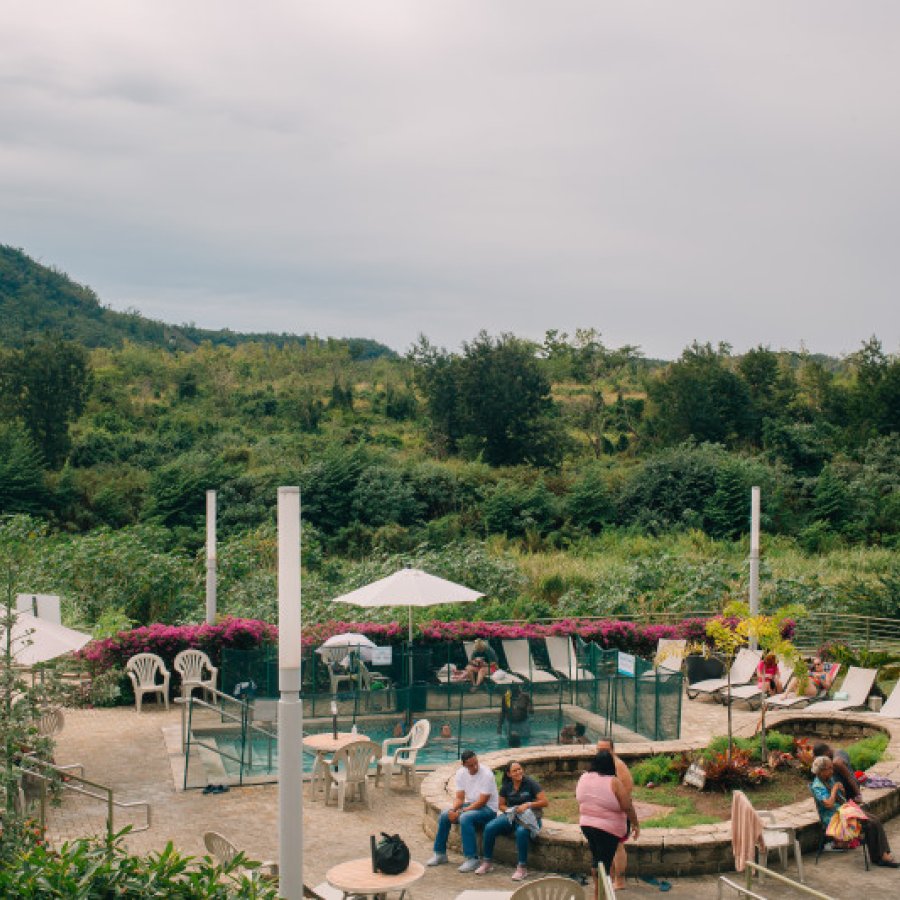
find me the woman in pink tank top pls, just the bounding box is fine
[577,750,630,897]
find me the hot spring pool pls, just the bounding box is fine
[209,711,599,778]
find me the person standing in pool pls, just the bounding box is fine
[498,685,533,742]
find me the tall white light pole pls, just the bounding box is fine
[749,486,761,651]
[277,487,303,899]
[205,490,217,624]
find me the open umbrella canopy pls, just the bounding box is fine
[0,607,91,666]
[316,632,377,662]
[332,568,483,642]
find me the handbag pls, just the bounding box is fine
[372,832,410,875]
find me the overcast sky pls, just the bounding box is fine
[2,2,898,360]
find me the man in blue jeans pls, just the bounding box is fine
[427,749,499,873]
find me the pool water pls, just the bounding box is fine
[210,711,596,777]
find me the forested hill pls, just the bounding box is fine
[0,245,394,359]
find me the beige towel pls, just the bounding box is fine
[731,790,764,872]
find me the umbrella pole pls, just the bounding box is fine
[407,608,414,726]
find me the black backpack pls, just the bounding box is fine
[372,832,410,875]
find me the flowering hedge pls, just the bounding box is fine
[80,615,796,674]
[79,617,277,672]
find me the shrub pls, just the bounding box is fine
[631,755,678,786]
[0,831,277,898]
[79,618,277,674]
[847,733,889,771]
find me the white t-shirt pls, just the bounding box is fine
[454,763,499,812]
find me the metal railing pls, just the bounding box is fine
[718,861,836,900]
[494,611,900,653]
[18,757,151,839]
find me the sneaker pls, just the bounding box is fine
[426,853,448,867]
[512,865,528,881]
[475,861,494,876]
[458,858,480,873]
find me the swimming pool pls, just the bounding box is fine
[208,711,598,778]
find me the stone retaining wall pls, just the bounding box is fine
[420,711,900,876]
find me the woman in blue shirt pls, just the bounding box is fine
[810,756,897,867]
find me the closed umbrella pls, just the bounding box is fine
[333,568,483,688]
[1,607,91,665]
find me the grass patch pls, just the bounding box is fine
[847,733,889,771]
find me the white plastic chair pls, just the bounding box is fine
[203,831,280,885]
[324,740,380,810]
[731,790,803,883]
[376,719,431,790]
[174,648,218,702]
[502,639,559,684]
[512,876,586,899]
[35,706,65,738]
[318,647,355,695]
[126,652,170,712]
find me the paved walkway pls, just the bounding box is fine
[50,699,900,898]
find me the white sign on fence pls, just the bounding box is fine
[370,646,393,665]
[617,651,636,677]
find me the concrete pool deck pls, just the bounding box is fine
[49,698,900,898]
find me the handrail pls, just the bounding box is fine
[17,758,151,837]
[727,861,836,900]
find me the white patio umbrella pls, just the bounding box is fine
[316,632,377,662]
[0,607,91,666]
[332,568,484,688]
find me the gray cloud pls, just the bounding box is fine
[1,1,898,358]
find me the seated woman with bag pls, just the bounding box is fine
[810,756,898,867]
[476,760,548,881]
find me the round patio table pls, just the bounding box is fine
[304,732,370,801]
[325,857,425,899]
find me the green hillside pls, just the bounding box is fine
[0,245,394,358]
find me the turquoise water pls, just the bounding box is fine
[211,711,595,778]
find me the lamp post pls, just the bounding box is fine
[749,486,760,651]
[205,490,217,624]
[277,487,303,899]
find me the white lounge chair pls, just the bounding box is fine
[653,638,686,673]
[765,663,842,710]
[463,641,522,684]
[545,635,594,681]
[173,648,218,702]
[375,718,430,790]
[125,652,170,712]
[878,680,900,718]
[501,639,560,684]
[324,740,380,810]
[805,666,877,713]
[685,647,760,701]
[723,661,793,709]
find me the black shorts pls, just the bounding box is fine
[581,825,623,874]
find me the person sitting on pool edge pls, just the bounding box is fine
[427,749,499,872]
[465,639,499,692]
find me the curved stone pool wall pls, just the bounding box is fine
[420,711,900,876]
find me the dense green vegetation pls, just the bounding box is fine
[0,248,897,631]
